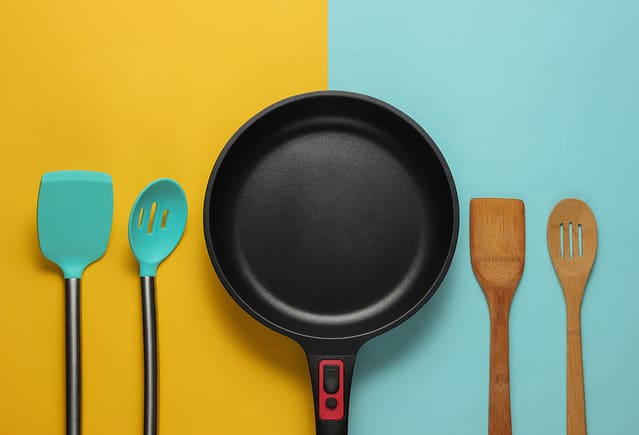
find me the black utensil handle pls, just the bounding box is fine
[65,278,81,435]
[307,354,356,435]
[141,276,158,435]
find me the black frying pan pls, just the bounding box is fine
[203,91,459,435]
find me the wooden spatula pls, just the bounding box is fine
[547,199,597,435]
[470,198,525,435]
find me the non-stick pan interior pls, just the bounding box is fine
[205,93,457,340]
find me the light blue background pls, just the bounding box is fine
[329,0,639,433]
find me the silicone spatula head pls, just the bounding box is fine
[37,171,114,278]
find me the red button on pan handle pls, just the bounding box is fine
[318,360,344,420]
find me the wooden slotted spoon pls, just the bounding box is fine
[547,199,598,435]
[470,198,525,435]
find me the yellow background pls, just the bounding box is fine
[0,0,326,433]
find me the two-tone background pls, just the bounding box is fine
[1,0,638,433]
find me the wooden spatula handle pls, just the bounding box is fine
[567,303,587,435]
[488,301,512,435]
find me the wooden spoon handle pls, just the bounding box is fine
[488,303,512,435]
[567,304,587,435]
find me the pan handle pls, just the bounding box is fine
[306,354,357,435]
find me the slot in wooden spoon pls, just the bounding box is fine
[470,198,525,435]
[547,199,597,435]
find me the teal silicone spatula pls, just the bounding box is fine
[37,170,114,435]
[128,179,187,435]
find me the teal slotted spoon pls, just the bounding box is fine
[128,178,187,435]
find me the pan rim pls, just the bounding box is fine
[203,89,459,345]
